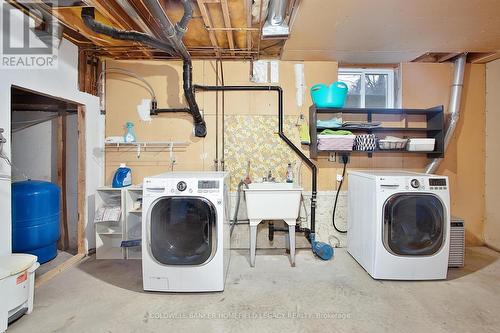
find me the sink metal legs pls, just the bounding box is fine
[249,222,258,267]
[249,219,296,267]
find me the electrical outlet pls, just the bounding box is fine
[328,152,336,162]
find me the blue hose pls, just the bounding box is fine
[310,233,334,260]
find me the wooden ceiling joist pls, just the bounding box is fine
[245,0,252,53]
[468,52,500,64]
[220,0,235,55]
[197,0,220,57]
[9,0,299,60]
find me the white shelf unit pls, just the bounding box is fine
[95,188,125,259]
[95,186,143,259]
[124,187,143,259]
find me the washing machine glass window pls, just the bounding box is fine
[383,194,445,256]
[149,197,217,265]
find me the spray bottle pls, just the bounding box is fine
[286,162,294,183]
[124,122,137,143]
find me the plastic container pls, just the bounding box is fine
[11,180,61,264]
[0,253,39,331]
[112,163,132,188]
[407,138,435,151]
[378,136,408,150]
[310,82,348,108]
[317,134,356,151]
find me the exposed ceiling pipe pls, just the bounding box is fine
[81,8,177,55]
[115,0,156,36]
[425,53,467,174]
[20,1,63,49]
[81,1,207,137]
[143,0,191,60]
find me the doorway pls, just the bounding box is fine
[10,87,86,277]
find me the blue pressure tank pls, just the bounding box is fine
[12,180,61,264]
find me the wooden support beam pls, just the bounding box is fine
[245,0,252,54]
[256,0,265,60]
[469,52,500,64]
[437,53,461,63]
[77,106,86,255]
[35,253,85,288]
[220,0,235,55]
[197,0,220,57]
[57,111,69,251]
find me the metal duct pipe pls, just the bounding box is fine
[141,0,190,59]
[268,0,288,25]
[22,1,63,49]
[262,0,290,39]
[115,0,156,36]
[425,53,467,174]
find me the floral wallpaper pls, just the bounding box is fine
[224,115,302,190]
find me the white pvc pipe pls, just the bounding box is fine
[425,53,467,174]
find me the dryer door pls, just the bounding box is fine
[383,194,445,256]
[148,196,217,265]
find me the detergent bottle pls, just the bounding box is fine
[124,122,137,143]
[112,163,132,188]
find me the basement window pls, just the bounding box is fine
[338,68,395,108]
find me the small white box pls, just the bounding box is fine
[407,138,435,151]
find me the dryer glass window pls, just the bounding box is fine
[149,197,217,265]
[383,194,445,256]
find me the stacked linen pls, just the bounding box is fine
[317,129,355,151]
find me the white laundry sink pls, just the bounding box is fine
[243,182,302,220]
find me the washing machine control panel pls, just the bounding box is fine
[177,181,187,191]
[404,177,426,191]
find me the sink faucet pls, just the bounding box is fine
[264,170,275,182]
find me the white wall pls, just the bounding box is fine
[0,3,104,255]
[485,59,500,250]
[11,112,58,182]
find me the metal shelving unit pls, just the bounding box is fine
[309,105,445,159]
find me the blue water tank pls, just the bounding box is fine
[12,180,61,264]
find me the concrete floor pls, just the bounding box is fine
[36,251,75,277]
[8,247,500,333]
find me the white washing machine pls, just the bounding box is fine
[142,172,231,292]
[347,170,450,280]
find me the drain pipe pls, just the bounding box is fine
[81,3,207,137]
[194,84,333,260]
[425,53,467,174]
[81,8,177,55]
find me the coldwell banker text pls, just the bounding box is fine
[1,1,59,69]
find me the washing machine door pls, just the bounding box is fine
[148,196,217,265]
[383,194,445,256]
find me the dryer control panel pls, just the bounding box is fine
[428,178,447,190]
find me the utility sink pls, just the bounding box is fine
[243,182,303,267]
[243,182,302,220]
